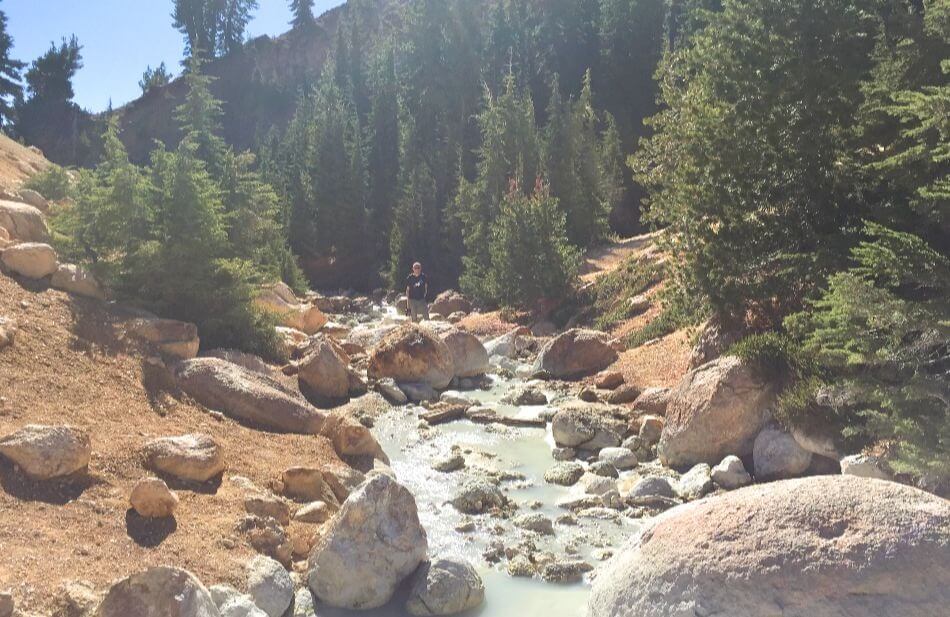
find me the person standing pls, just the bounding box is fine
[404,262,429,322]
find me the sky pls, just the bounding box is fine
[4,0,344,112]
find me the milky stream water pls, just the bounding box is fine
[317,305,642,617]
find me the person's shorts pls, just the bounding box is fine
[408,299,429,322]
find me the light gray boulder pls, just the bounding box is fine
[406,558,485,616]
[95,567,220,617]
[711,455,752,489]
[753,428,812,481]
[0,424,90,480]
[246,556,293,617]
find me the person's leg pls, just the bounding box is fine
[420,301,430,321]
[409,299,422,322]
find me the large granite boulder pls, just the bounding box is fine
[753,427,813,481]
[658,356,773,468]
[440,328,489,378]
[0,200,49,242]
[297,335,350,406]
[255,284,327,335]
[175,358,327,435]
[96,567,220,617]
[551,404,625,450]
[0,424,91,480]
[534,329,618,379]
[429,290,473,317]
[367,324,454,389]
[1,242,58,279]
[307,474,428,609]
[50,263,106,300]
[405,558,485,616]
[142,434,226,483]
[589,476,950,617]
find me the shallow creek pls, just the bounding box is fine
[323,306,642,617]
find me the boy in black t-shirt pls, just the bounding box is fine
[404,262,429,322]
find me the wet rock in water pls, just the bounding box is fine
[638,416,664,447]
[552,446,577,461]
[578,388,600,403]
[175,358,327,435]
[236,515,293,566]
[367,324,455,389]
[544,462,585,486]
[50,263,106,299]
[297,335,351,406]
[405,558,485,616]
[589,461,619,478]
[0,316,15,349]
[246,556,293,617]
[626,476,675,505]
[605,384,640,405]
[676,464,714,500]
[551,404,624,450]
[576,472,617,496]
[440,328,489,378]
[839,454,891,480]
[658,356,774,468]
[632,387,670,416]
[130,477,178,518]
[507,554,537,578]
[588,476,950,617]
[244,493,291,527]
[96,567,219,617]
[0,424,90,480]
[534,329,619,379]
[501,386,548,406]
[594,370,625,390]
[514,513,555,535]
[432,451,465,473]
[541,560,593,584]
[400,382,438,403]
[294,500,332,524]
[142,434,226,483]
[711,455,752,489]
[753,428,812,481]
[439,391,473,407]
[0,241,58,279]
[375,377,409,404]
[308,474,428,610]
[599,447,637,471]
[450,479,507,514]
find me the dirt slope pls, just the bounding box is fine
[0,133,50,190]
[0,273,345,614]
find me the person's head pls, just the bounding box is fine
[412,262,422,275]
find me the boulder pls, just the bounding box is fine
[0,316,14,349]
[0,424,90,480]
[589,476,950,617]
[440,328,489,378]
[534,329,618,379]
[367,324,454,389]
[275,327,309,358]
[246,556,293,617]
[308,474,428,610]
[594,371,625,390]
[52,580,102,617]
[632,387,671,415]
[244,493,291,527]
[204,349,271,376]
[0,200,49,242]
[254,285,327,335]
[127,318,200,360]
[294,501,332,524]
[175,358,327,435]
[501,386,547,406]
[599,447,637,470]
[319,413,382,458]
[429,290,473,317]
[658,356,773,468]
[17,188,48,211]
[50,264,106,299]
[406,558,485,616]
[687,317,742,369]
[1,242,57,279]
[130,477,178,518]
[638,416,664,447]
[544,462,586,486]
[753,428,812,481]
[142,434,225,483]
[514,513,555,535]
[484,326,532,359]
[605,384,640,405]
[375,378,408,405]
[450,479,506,514]
[297,335,350,405]
[840,454,892,481]
[95,567,219,617]
[0,225,9,249]
[237,515,292,566]
[280,467,337,504]
[551,404,625,450]
[676,464,714,500]
[625,476,675,503]
[292,589,316,617]
[711,455,752,489]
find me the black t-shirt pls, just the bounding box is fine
[405,273,428,300]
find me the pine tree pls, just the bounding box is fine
[139,62,172,95]
[366,44,400,269]
[289,0,315,29]
[219,0,258,56]
[0,3,24,128]
[172,0,257,59]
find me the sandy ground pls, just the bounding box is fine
[0,133,50,191]
[0,273,347,614]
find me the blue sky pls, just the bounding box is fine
[4,0,344,112]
